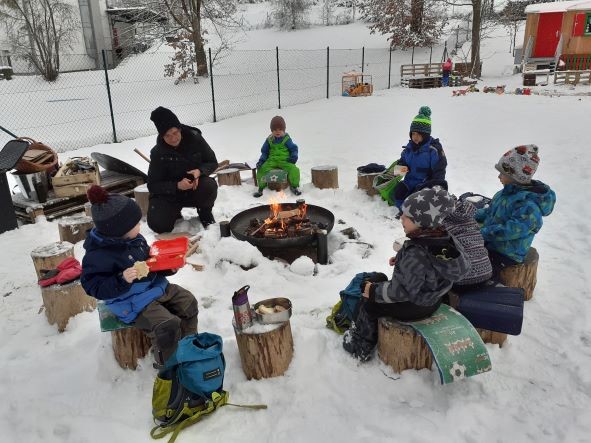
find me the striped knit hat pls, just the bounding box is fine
[409,106,432,136]
[443,198,493,285]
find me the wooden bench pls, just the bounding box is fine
[97,301,151,370]
[13,170,144,223]
[522,65,550,86]
[554,70,591,86]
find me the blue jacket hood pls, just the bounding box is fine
[503,180,556,217]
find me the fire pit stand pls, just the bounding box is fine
[229,202,334,265]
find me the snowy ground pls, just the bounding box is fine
[1,14,591,443]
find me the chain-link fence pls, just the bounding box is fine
[0,45,443,153]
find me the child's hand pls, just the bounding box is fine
[389,256,397,266]
[122,267,138,283]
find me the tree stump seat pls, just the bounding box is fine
[58,215,94,244]
[133,184,149,219]
[234,320,294,380]
[217,168,242,186]
[357,172,380,196]
[40,280,96,332]
[498,247,539,301]
[97,301,151,370]
[377,304,492,383]
[311,165,339,189]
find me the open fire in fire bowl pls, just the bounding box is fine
[229,199,335,264]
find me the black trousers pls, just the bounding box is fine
[354,298,441,345]
[147,176,218,234]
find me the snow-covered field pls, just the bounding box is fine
[2,11,591,443]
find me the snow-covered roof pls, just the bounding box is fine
[525,0,591,14]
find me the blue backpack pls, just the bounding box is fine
[151,333,265,443]
[326,272,388,334]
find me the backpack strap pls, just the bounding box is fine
[150,391,267,443]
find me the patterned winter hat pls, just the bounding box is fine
[87,185,142,238]
[401,187,455,229]
[495,144,540,184]
[270,115,286,131]
[409,106,432,136]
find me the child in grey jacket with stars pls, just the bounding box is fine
[343,187,470,362]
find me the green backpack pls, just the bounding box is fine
[151,333,266,443]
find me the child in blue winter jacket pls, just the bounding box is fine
[81,185,198,367]
[475,145,556,274]
[392,106,447,210]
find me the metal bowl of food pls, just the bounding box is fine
[253,297,292,324]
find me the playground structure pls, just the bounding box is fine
[342,71,373,97]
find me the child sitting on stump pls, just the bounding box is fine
[343,187,470,362]
[81,185,198,368]
[391,106,447,212]
[253,116,301,197]
[442,194,493,288]
[475,145,555,275]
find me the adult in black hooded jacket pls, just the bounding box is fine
[147,107,219,233]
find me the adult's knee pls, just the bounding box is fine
[147,203,178,234]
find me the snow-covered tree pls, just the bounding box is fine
[0,0,80,81]
[358,0,447,49]
[273,0,311,30]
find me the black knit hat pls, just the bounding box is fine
[87,185,142,238]
[150,106,181,136]
[409,106,432,137]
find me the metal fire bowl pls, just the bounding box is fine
[229,203,335,248]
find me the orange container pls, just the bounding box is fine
[147,237,189,271]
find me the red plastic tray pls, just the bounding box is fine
[147,237,189,271]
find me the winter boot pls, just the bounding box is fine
[342,323,375,362]
[290,186,302,196]
[253,189,264,198]
[197,207,215,228]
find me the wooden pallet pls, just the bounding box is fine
[405,77,442,89]
[13,170,144,223]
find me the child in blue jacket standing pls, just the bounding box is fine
[475,145,556,274]
[81,185,198,367]
[392,106,447,211]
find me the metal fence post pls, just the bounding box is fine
[276,46,281,109]
[326,47,329,99]
[208,48,216,123]
[429,46,433,64]
[361,46,365,73]
[411,46,415,64]
[388,48,392,89]
[101,50,117,144]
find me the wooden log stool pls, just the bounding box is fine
[234,320,294,380]
[31,241,75,280]
[58,215,94,244]
[40,280,96,332]
[476,328,507,347]
[264,169,289,192]
[357,172,379,196]
[217,168,242,186]
[97,301,151,370]
[377,318,433,372]
[133,184,149,219]
[498,247,539,301]
[311,165,339,189]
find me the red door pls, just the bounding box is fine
[533,12,563,57]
